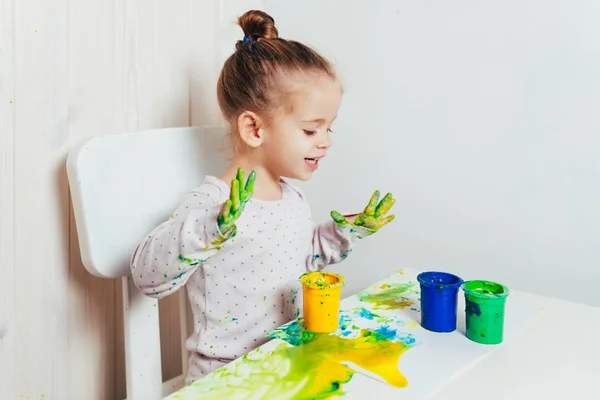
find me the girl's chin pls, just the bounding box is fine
[282,171,314,181]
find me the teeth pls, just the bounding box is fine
[305,159,317,164]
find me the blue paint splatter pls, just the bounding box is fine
[398,333,417,346]
[375,325,397,340]
[338,313,354,330]
[356,308,375,320]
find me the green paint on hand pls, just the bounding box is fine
[217,167,256,235]
[330,190,396,233]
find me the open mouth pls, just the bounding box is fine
[304,158,319,170]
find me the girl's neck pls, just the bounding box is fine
[220,154,283,201]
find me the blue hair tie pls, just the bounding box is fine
[243,35,256,44]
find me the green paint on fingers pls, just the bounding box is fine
[330,189,396,233]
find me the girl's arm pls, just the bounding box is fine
[130,189,233,299]
[131,168,255,299]
[306,217,374,271]
[306,190,395,271]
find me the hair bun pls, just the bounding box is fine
[238,10,279,41]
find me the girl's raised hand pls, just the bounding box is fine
[330,190,396,232]
[218,168,256,235]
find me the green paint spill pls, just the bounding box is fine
[268,318,316,346]
[168,341,353,400]
[357,282,417,310]
[169,327,411,400]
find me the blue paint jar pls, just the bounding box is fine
[417,271,464,333]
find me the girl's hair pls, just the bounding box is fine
[217,10,337,145]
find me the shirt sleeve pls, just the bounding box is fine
[130,183,234,299]
[306,214,375,271]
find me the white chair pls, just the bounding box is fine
[66,126,229,400]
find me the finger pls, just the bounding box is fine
[377,214,395,229]
[230,178,240,212]
[221,199,232,219]
[243,170,256,202]
[375,193,395,217]
[218,199,232,230]
[364,190,380,216]
[354,214,367,226]
[330,210,348,225]
[236,167,245,197]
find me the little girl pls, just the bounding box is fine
[130,9,396,384]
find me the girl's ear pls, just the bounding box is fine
[237,111,265,148]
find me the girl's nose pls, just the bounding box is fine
[317,132,332,149]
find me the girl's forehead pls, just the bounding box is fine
[288,78,342,121]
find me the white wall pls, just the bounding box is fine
[0,0,252,398]
[263,1,600,306]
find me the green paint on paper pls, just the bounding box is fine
[268,318,316,347]
[168,341,353,400]
[357,282,417,310]
[170,328,411,399]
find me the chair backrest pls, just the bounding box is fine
[67,126,229,278]
[66,126,229,400]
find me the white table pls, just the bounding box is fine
[434,289,600,399]
[166,268,600,399]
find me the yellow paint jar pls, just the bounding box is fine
[300,271,345,333]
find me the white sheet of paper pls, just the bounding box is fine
[333,269,541,399]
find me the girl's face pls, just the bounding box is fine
[261,77,343,181]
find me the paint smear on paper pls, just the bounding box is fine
[270,323,412,388]
[171,327,411,400]
[168,341,354,399]
[357,282,417,310]
[268,311,415,388]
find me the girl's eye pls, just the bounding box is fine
[303,130,316,136]
[327,129,334,133]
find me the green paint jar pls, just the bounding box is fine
[462,280,509,345]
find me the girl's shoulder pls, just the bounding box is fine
[279,178,308,202]
[186,175,230,205]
